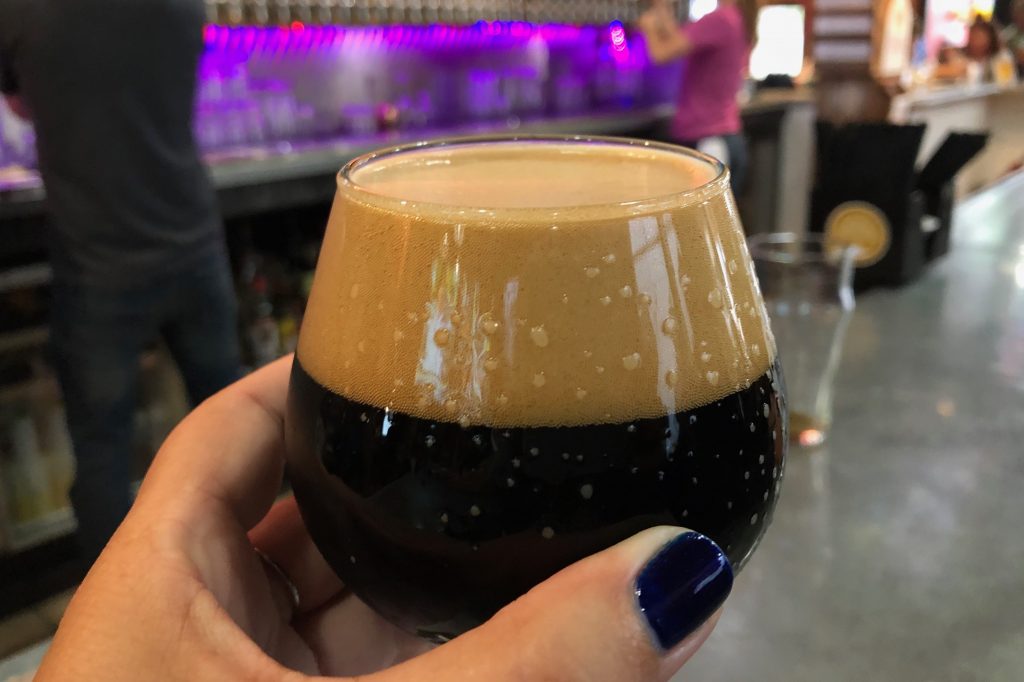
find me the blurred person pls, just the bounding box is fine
[34,358,733,681]
[936,17,1005,81]
[1001,0,1024,75]
[638,0,758,192]
[0,0,241,564]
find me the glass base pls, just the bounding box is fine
[788,411,828,449]
[417,629,455,644]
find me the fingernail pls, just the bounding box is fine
[634,531,733,651]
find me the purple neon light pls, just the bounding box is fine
[608,20,631,63]
[610,21,627,48]
[191,19,679,155]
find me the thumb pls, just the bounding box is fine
[366,527,733,682]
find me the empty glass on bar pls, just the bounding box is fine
[749,233,855,449]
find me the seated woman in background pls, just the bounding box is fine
[637,0,759,193]
[1001,0,1024,76]
[936,18,1011,82]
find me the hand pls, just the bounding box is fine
[638,9,660,35]
[645,0,672,11]
[638,0,689,64]
[640,0,676,25]
[36,357,732,681]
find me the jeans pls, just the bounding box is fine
[50,251,242,561]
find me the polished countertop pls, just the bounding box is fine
[892,81,1024,110]
[678,174,1024,681]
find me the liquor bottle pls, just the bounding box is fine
[246,275,282,368]
[4,412,51,522]
[38,405,75,511]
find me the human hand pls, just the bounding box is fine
[638,0,682,47]
[36,356,732,681]
[644,0,673,11]
[638,9,660,35]
[641,0,676,23]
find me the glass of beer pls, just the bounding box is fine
[286,136,787,641]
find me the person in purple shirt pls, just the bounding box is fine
[639,0,758,192]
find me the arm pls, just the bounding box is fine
[638,3,694,64]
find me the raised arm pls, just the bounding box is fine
[638,0,694,64]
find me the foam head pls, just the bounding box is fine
[298,137,774,427]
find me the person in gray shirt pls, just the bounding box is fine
[1,0,241,562]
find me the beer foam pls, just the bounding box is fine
[298,140,775,427]
[347,141,717,208]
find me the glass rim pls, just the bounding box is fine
[336,134,731,218]
[748,232,855,266]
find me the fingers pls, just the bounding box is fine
[251,499,430,678]
[249,497,346,615]
[136,356,294,531]
[294,594,433,678]
[650,0,675,21]
[359,527,732,682]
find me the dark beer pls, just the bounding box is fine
[286,137,787,640]
[287,358,784,638]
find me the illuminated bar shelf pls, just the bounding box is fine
[205,0,656,26]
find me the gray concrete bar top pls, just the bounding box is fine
[679,174,1024,681]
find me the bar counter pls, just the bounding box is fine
[1,105,673,217]
[0,89,815,225]
[891,82,1024,196]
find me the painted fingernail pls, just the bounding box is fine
[634,531,733,650]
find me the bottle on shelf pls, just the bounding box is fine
[38,404,75,512]
[278,304,301,355]
[1,411,52,523]
[246,274,283,368]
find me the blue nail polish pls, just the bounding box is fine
[635,531,734,650]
